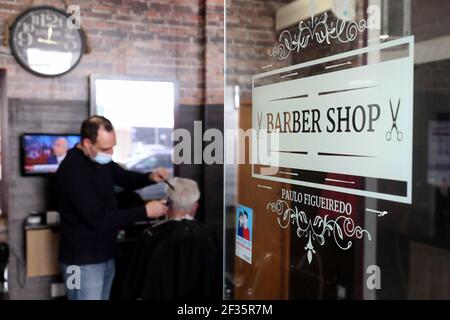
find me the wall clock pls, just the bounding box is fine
[9,6,85,77]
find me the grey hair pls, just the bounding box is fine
[165,177,200,211]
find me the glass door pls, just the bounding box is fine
[224,0,450,300]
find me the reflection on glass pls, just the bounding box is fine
[225,0,450,300]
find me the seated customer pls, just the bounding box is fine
[122,178,221,300]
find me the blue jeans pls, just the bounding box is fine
[61,259,116,300]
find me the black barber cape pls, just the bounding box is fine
[121,219,221,300]
[56,147,154,265]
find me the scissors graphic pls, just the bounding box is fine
[386,99,403,142]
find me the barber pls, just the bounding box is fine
[56,115,169,300]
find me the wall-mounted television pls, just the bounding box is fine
[21,134,81,176]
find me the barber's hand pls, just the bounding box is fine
[149,167,170,183]
[145,200,168,219]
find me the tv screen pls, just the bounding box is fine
[21,134,81,175]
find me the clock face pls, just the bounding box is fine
[10,6,85,77]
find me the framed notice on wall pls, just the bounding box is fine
[252,36,414,204]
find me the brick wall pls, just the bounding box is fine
[7,98,89,300]
[411,0,450,43]
[205,0,224,104]
[0,0,224,105]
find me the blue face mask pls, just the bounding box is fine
[93,152,113,165]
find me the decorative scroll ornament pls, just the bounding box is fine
[269,9,380,60]
[266,200,371,263]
